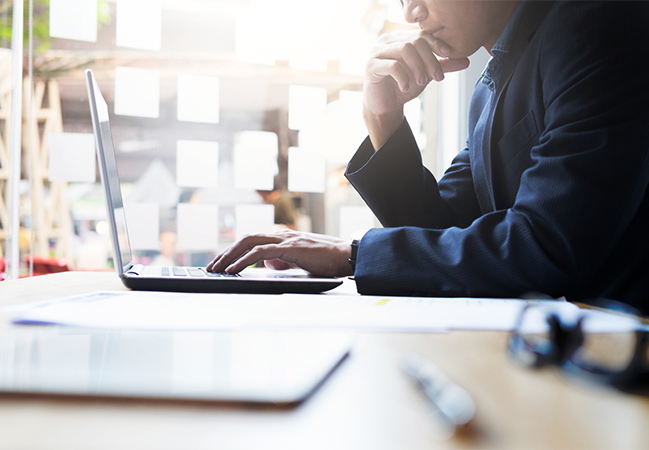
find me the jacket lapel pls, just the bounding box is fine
[477,1,555,213]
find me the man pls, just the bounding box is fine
[208,1,649,314]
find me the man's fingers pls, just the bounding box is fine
[440,57,471,74]
[372,38,447,85]
[373,31,465,80]
[368,58,412,93]
[379,31,451,58]
[412,38,445,81]
[207,234,281,273]
[224,244,282,274]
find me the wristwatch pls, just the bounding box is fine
[349,239,360,273]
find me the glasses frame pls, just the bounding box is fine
[508,303,649,396]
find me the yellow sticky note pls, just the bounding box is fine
[376,299,390,306]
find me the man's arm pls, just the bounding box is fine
[353,2,649,300]
[346,119,481,229]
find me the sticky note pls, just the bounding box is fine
[177,74,220,124]
[128,159,179,208]
[116,0,162,51]
[233,131,278,191]
[176,140,219,188]
[49,0,97,42]
[288,85,327,130]
[298,90,366,165]
[48,132,96,183]
[114,67,160,118]
[235,204,275,241]
[124,202,159,251]
[235,16,275,66]
[287,147,326,193]
[176,203,219,251]
[339,205,376,240]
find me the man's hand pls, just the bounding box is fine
[206,230,354,278]
[363,30,470,150]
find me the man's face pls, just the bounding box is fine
[400,0,518,57]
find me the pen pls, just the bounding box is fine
[401,354,476,434]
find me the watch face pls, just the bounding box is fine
[350,240,360,264]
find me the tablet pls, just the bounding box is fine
[0,327,351,407]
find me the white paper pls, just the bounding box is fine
[176,203,219,251]
[7,284,610,334]
[287,147,326,193]
[114,67,160,118]
[176,140,219,188]
[48,132,96,182]
[339,205,376,240]
[177,74,220,124]
[49,0,97,42]
[234,131,278,191]
[116,0,162,51]
[235,204,275,241]
[123,202,159,251]
[288,85,327,130]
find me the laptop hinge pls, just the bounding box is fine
[125,264,144,276]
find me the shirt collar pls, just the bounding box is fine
[491,0,526,57]
[480,0,527,92]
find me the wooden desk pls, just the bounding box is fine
[1,272,648,450]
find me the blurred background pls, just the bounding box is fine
[0,0,489,276]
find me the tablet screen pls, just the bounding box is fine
[0,327,351,406]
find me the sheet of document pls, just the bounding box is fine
[3,291,614,333]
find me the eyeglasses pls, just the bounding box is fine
[507,301,649,396]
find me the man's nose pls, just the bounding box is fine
[402,0,427,24]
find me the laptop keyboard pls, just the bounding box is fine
[160,267,240,278]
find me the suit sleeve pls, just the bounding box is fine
[345,120,482,229]
[346,2,649,299]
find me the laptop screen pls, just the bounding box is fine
[87,70,134,274]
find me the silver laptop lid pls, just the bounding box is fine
[86,69,133,276]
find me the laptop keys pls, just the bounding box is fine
[155,267,239,278]
[205,271,241,278]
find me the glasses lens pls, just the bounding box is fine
[574,332,636,372]
[516,307,554,363]
[571,312,640,372]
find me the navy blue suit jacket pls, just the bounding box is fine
[345,1,649,313]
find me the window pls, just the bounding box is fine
[0,0,446,276]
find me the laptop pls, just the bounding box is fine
[85,69,342,294]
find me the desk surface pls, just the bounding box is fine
[1,272,648,450]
